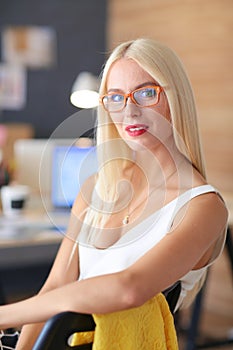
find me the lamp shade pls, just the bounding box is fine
[70,71,100,108]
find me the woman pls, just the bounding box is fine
[0,39,228,349]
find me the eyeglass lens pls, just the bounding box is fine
[102,86,159,112]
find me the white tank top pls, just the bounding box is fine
[78,185,226,310]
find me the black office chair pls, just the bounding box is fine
[184,226,233,350]
[0,274,6,306]
[32,281,181,350]
[33,312,95,350]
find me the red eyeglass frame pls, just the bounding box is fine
[99,85,163,112]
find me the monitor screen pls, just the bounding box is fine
[51,146,97,208]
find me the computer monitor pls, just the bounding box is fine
[51,146,98,208]
[14,138,76,194]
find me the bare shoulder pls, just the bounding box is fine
[79,173,97,201]
[191,190,228,222]
[181,165,228,234]
[173,189,228,242]
[165,188,228,269]
[71,173,97,217]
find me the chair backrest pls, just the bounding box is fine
[33,312,95,350]
[163,280,181,314]
[0,281,6,305]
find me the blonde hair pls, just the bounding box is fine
[99,38,206,175]
[81,38,206,239]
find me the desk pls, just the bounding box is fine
[0,213,64,302]
[0,230,62,268]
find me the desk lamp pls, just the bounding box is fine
[70,71,99,109]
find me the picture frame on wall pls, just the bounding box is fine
[0,64,26,110]
[1,26,57,69]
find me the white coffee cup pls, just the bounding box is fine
[1,185,30,216]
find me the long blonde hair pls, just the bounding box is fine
[99,39,206,174]
[82,38,206,238]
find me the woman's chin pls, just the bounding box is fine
[123,137,152,152]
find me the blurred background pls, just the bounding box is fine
[0,1,232,349]
[0,0,232,193]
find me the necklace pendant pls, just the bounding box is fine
[122,215,129,225]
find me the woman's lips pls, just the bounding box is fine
[125,124,149,137]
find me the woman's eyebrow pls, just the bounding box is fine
[107,88,123,93]
[107,81,158,94]
[137,81,158,89]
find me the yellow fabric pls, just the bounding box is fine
[71,331,95,346]
[72,293,178,349]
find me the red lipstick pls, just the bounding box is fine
[125,124,149,137]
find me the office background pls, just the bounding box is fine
[0,0,232,194]
[0,0,106,137]
[0,0,232,347]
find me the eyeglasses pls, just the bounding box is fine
[100,85,163,113]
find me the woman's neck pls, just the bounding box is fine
[132,138,186,188]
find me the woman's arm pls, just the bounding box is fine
[1,192,228,332]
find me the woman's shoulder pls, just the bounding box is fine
[191,185,228,221]
[173,181,228,241]
[179,165,225,208]
[188,167,227,216]
[170,164,228,238]
[71,173,97,218]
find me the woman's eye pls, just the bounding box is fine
[140,88,156,98]
[111,94,124,103]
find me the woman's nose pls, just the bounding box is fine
[124,97,141,118]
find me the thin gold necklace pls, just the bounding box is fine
[122,168,177,225]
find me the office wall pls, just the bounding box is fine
[0,0,106,137]
[107,0,233,194]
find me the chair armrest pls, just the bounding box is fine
[33,312,95,350]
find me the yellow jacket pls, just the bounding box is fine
[72,293,178,349]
